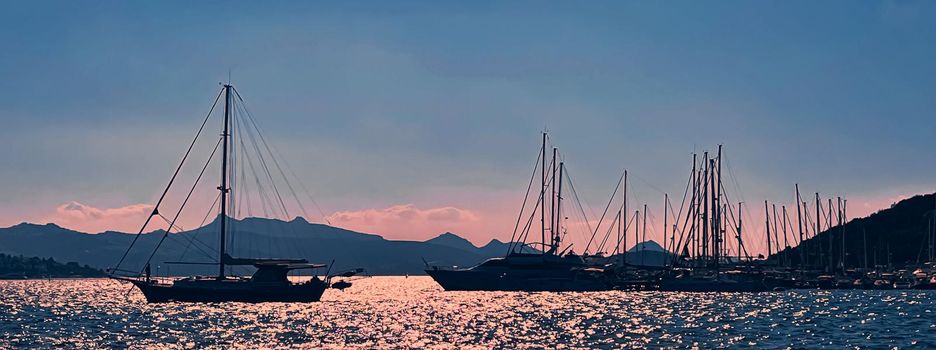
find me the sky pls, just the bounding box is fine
[1,1,934,255]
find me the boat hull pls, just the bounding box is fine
[425,268,607,292]
[126,279,328,303]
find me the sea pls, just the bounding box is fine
[0,276,933,349]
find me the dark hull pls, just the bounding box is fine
[426,269,607,292]
[128,279,327,303]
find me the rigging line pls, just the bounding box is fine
[158,213,217,262]
[507,144,543,254]
[628,171,669,196]
[596,209,621,254]
[673,172,705,262]
[236,117,301,260]
[240,108,292,221]
[723,156,756,240]
[517,156,558,250]
[670,164,693,228]
[664,169,692,254]
[139,137,223,276]
[516,153,559,252]
[564,169,596,247]
[611,213,638,255]
[112,87,223,274]
[517,192,544,253]
[583,170,626,254]
[517,158,558,249]
[612,211,639,253]
[233,88,318,223]
[178,192,222,262]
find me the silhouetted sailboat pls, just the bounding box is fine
[109,83,335,302]
[425,133,608,292]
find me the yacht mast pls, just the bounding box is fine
[218,83,232,279]
[554,161,564,252]
[550,147,557,251]
[541,132,546,255]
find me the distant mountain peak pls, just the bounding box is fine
[290,216,310,224]
[482,238,504,248]
[628,240,666,253]
[425,232,477,248]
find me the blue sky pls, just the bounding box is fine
[1,1,934,251]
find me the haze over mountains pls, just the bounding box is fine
[1,192,931,276]
[0,216,528,275]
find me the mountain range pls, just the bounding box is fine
[0,216,531,276]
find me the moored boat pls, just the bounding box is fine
[109,83,339,303]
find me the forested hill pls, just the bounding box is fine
[773,192,936,267]
[0,253,105,279]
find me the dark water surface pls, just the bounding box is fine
[0,277,933,349]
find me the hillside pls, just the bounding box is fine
[0,217,521,275]
[773,192,936,267]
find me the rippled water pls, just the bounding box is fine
[0,277,934,349]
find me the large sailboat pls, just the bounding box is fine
[110,83,334,303]
[425,133,609,292]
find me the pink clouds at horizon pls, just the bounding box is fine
[325,204,493,243]
[9,188,932,253]
[41,201,156,234]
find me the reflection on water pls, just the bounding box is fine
[1,277,934,348]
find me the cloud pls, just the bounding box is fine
[44,201,154,233]
[325,204,481,241]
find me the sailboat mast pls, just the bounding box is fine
[622,170,627,266]
[218,84,232,279]
[827,198,834,272]
[782,205,789,266]
[815,193,821,271]
[795,184,804,269]
[839,197,845,273]
[736,202,742,261]
[641,204,647,266]
[765,200,771,260]
[550,147,557,251]
[709,159,717,267]
[541,132,546,255]
[554,161,564,252]
[715,145,722,268]
[663,193,668,266]
[702,153,709,265]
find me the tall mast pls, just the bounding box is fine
[827,198,834,272]
[622,171,627,267]
[702,153,709,265]
[642,204,647,266]
[795,184,804,269]
[815,193,821,271]
[772,204,781,265]
[736,202,742,261]
[663,193,668,266]
[218,84,232,279]
[690,154,697,263]
[765,200,771,260]
[634,209,640,265]
[541,132,546,255]
[554,161,564,252]
[709,158,717,267]
[782,205,789,266]
[550,147,557,251]
[715,145,722,268]
[839,197,845,273]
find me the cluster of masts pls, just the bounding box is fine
[497,132,936,291]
